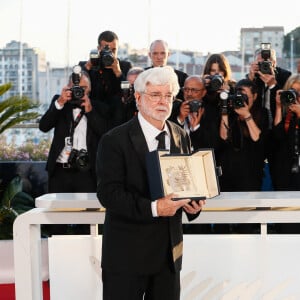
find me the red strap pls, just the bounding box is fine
[284,110,293,132]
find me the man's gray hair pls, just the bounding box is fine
[134,66,179,96]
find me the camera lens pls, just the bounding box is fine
[100,46,114,67]
[229,92,248,109]
[280,89,297,105]
[76,150,90,171]
[102,55,114,67]
[259,61,272,74]
[209,75,224,92]
[188,100,203,113]
[72,86,84,99]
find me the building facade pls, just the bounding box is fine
[0,40,46,102]
[240,26,285,58]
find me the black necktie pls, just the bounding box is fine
[156,131,166,150]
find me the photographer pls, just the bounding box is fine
[272,74,300,190]
[146,39,188,100]
[121,66,144,121]
[219,79,268,191]
[202,53,236,99]
[169,75,221,151]
[201,53,236,151]
[246,44,291,190]
[218,79,269,233]
[80,30,132,130]
[39,66,107,194]
[247,44,291,120]
[272,74,300,233]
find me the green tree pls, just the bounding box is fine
[0,82,40,239]
[0,82,39,134]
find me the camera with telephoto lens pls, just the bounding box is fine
[207,74,224,92]
[121,81,135,104]
[280,89,298,106]
[89,45,114,70]
[258,43,272,74]
[188,99,204,113]
[67,148,90,171]
[69,65,85,108]
[219,91,248,114]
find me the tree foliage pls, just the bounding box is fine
[0,82,39,134]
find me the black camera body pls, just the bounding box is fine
[230,92,248,109]
[100,45,114,67]
[90,45,114,70]
[219,91,248,114]
[70,86,84,102]
[68,148,90,171]
[258,61,272,74]
[188,99,204,113]
[69,65,84,108]
[207,74,224,92]
[280,89,298,106]
[258,43,272,74]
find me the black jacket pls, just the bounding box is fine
[247,66,291,118]
[96,116,199,275]
[39,95,107,177]
[79,59,132,129]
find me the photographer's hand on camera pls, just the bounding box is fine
[80,94,92,113]
[248,61,259,81]
[57,87,72,106]
[84,60,93,71]
[178,101,191,122]
[236,102,261,141]
[203,74,226,93]
[110,56,122,78]
[234,101,250,120]
[288,104,300,119]
[56,87,92,113]
[249,59,277,88]
[85,56,122,78]
[189,107,204,130]
[203,74,211,87]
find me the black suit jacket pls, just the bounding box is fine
[247,66,291,118]
[96,116,199,275]
[169,98,222,152]
[39,95,107,177]
[79,59,133,129]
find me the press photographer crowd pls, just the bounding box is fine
[39,31,300,235]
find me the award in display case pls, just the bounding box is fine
[146,149,220,201]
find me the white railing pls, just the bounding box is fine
[13,191,300,300]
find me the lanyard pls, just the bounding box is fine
[69,108,85,146]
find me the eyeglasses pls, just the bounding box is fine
[142,92,174,103]
[181,87,204,93]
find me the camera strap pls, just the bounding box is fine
[69,108,85,146]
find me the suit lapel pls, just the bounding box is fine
[129,117,149,167]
